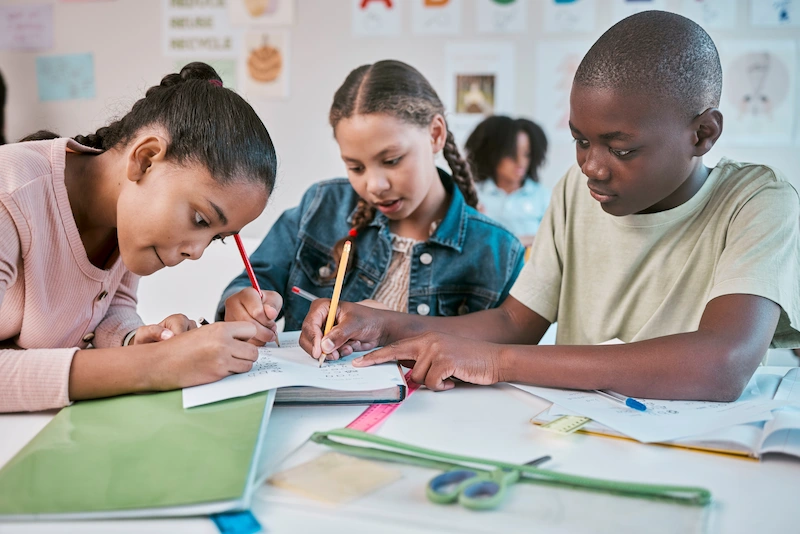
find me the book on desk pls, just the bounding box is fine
[0,389,275,520]
[183,331,408,408]
[531,368,800,459]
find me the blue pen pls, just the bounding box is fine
[595,389,647,411]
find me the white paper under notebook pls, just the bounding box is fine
[183,331,407,408]
[513,368,795,444]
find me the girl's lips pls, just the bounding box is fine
[376,199,402,214]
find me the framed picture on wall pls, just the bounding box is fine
[444,42,515,146]
[238,29,290,99]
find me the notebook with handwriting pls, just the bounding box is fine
[183,331,408,408]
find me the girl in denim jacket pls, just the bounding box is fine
[218,60,524,343]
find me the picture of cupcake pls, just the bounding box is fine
[247,40,282,83]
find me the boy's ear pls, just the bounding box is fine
[430,114,448,153]
[126,135,169,183]
[690,108,723,157]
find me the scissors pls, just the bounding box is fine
[426,455,551,511]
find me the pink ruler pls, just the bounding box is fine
[345,370,420,433]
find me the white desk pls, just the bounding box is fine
[1,373,798,534]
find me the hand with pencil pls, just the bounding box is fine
[222,235,283,346]
[300,301,500,390]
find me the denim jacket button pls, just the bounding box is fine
[419,253,433,265]
[416,303,430,315]
[318,265,332,278]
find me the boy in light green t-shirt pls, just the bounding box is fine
[298,11,800,402]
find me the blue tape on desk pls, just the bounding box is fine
[210,511,262,534]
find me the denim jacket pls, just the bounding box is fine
[216,170,525,330]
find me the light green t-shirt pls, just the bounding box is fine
[510,158,800,348]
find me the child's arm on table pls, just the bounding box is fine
[68,321,258,401]
[300,294,779,402]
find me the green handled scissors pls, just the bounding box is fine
[426,455,551,511]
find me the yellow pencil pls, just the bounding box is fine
[319,241,351,367]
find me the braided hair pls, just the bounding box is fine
[327,60,477,272]
[21,62,276,192]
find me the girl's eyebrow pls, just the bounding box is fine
[207,200,228,225]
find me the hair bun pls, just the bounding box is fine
[157,62,223,90]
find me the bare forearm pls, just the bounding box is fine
[68,346,154,401]
[498,330,761,401]
[384,297,549,345]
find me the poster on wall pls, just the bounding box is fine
[411,0,461,35]
[611,0,667,24]
[174,59,237,89]
[0,4,53,51]
[716,40,797,146]
[352,0,403,37]
[750,0,799,27]
[444,42,515,146]
[544,0,596,34]
[163,0,238,58]
[534,41,593,145]
[36,53,95,102]
[229,0,294,26]
[238,30,290,99]
[475,0,527,34]
[680,0,736,29]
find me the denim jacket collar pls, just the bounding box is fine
[346,168,467,253]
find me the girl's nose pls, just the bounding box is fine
[366,170,391,196]
[180,241,206,261]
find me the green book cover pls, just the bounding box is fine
[0,389,272,518]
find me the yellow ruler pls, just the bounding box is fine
[537,415,592,434]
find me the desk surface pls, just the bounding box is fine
[1,370,798,534]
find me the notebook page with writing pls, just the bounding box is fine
[183,332,405,408]
[513,371,789,443]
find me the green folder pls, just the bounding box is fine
[0,389,275,520]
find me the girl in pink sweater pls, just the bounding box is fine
[0,63,276,412]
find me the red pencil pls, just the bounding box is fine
[234,234,280,347]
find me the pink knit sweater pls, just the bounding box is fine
[0,139,143,412]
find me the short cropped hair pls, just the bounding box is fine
[574,11,722,118]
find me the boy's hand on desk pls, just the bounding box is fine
[352,332,502,391]
[300,300,385,361]
[147,321,259,390]
[224,287,283,346]
[131,314,197,345]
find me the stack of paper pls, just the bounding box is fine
[515,369,798,447]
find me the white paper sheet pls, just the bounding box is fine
[183,332,405,408]
[512,372,790,443]
[773,367,800,402]
[759,409,800,457]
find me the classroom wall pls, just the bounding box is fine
[1,0,799,242]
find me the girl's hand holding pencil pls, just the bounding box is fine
[223,287,283,346]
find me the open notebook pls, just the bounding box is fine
[532,368,800,459]
[0,389,275,520]
[183,331,408,408]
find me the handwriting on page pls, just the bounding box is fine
[515,372,790,443]
[182,331,403,408]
